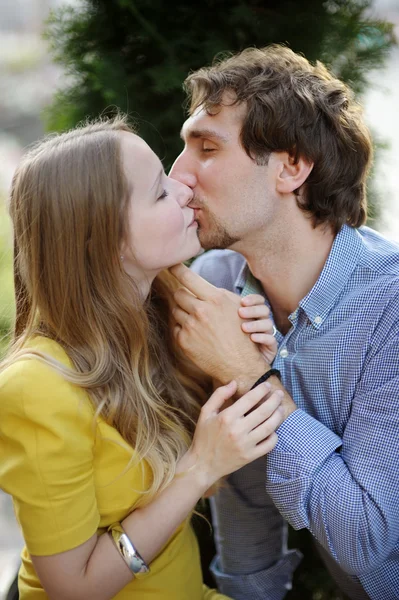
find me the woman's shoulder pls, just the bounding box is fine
[0,336,92,420]
[1,336,70,386]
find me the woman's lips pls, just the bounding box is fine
[188,208,201,227]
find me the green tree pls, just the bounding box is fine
[0,199,14,358]
[46,0,394,171]
[44,1,395,598]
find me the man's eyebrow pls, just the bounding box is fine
[179,128,229,143]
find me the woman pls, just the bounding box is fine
[0,116,283,600]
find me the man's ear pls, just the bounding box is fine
[275,152,314,194]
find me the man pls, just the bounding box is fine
[169,45,399,600]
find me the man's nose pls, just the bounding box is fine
[178,183,194,208]
[169,154,197,189]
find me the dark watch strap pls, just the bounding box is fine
[250,368,281,390]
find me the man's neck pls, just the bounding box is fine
[236,220,335,334]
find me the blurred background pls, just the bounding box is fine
[0,0,398,598]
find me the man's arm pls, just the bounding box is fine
[170,261,301,600]
[266,302,399,577]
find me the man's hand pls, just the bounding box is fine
[170,263,297,418]
[170,263,269,395]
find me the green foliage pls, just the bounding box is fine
[45,0,395,169]
[0,200,14,358]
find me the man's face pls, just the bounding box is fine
[169,98,279,251]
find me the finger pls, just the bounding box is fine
[169,263,217,301]
[250,432,279,460]
[202,381,238,414]
[174,287,202,313]
[250,334,277,347]
[240,294,268,308]
[243,390,283,430]
[241,318,274,334]
[238,305,271,319]
[172,306,190,326]
[226,381,271,418]
[249,404,285,443]
[173,324,182,339]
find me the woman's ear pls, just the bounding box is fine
[275,153,314,194]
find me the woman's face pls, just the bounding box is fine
[119,132,201,279]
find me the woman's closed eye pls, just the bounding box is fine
[158,189,169,200]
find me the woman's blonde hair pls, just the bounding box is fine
[2,115,209,505]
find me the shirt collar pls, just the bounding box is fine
[234,260,251,294]
[299,225,364,328]
[235,225,364,329]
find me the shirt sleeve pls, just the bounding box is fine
[266,298,399,577]
[0,356,100,556]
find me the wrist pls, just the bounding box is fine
[176,450,215,495]
[234,356,272,396]
[248,368,297,420]
[217,356,268,397]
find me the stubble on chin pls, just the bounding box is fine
[191,197,239,250]
[197,219,239,251]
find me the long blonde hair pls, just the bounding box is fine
[2,115,209,505]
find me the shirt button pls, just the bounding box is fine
[280,348,289,358]
[314,316,322,325]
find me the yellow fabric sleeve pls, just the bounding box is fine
[0,349,100,556]
[202,584,232,599]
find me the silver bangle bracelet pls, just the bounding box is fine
[108,522,150,577]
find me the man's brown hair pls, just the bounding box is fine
[184,45,373,233]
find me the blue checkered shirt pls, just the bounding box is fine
[191,225,399,600]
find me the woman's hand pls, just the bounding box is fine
[238,294,278,364]
[179,380,284,490]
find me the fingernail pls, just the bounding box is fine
[276,390,284,398]
[262,382,271,390]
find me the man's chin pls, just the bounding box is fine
[198,229,236,251]
[197,231,217,251]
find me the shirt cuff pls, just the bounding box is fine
[265,409,342,529]
[271,409,342,473]
[210,550,302,600]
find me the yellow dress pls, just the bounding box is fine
[0,337,230,600]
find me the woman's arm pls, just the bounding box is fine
[32,380,285,600]
[31,456,208,600]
